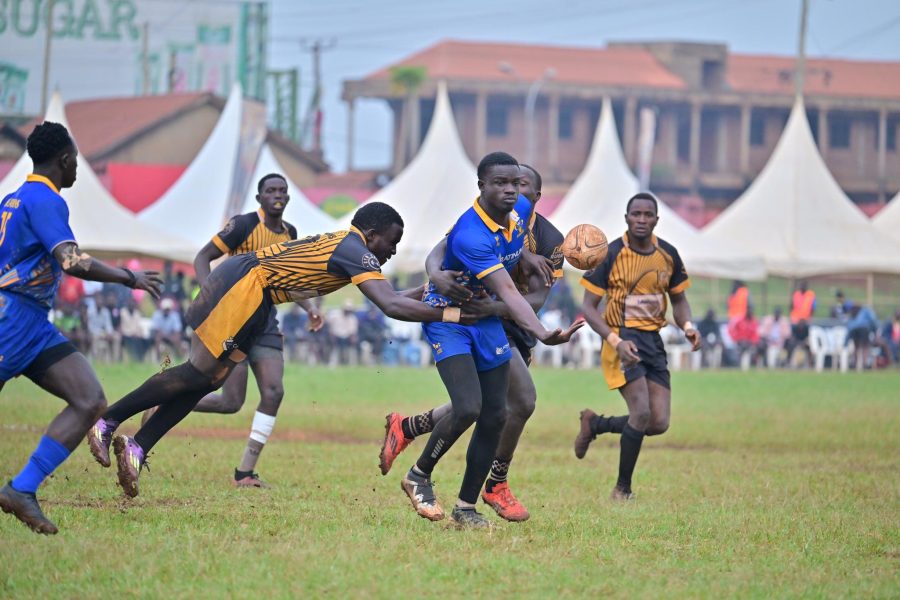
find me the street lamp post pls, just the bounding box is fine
[499,62,555,165]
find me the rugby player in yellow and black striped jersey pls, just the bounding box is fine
[189,173,322,488]
[573,193,701,502]
[89,202,490,498]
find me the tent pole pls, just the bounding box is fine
[867,274,874,308]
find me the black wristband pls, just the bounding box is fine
[122,267,137,288]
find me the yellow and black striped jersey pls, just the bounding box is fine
[526,211,565,280]
[255,226,385,303]
[212,209,298,256]
[580,232,690,332]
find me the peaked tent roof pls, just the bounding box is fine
[703,97,900,276]
[242,144,338,235]
[0,92,195,262]
[139,83,243,249]
[339,81,478,273]
[872,190,900,244]
[551,98,766,280]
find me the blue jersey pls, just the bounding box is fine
[0,175,76,311]
[423,194,533,308]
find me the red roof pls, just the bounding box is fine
[366,39,686,89]
[19,93,214,159]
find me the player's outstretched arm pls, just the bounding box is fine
[425,237,472,304]
[52,242,163,299]
[482,268,581,346]
[357,278,487,324]
[193,241,225,287]
[670,291,701,351]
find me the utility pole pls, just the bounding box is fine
[268,68,300,143]
[40,0,56,113]
[795,0,809,98]
[141,22,150,95]
[300,38,336,156]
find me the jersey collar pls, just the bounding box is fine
[26,174,60,194]
[623,231,658,251]
[349,225,367,243]
[473,197,517,242]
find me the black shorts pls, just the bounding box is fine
[186,254,273,359]
[21,341,79,383]
[256,307,284,351]
[600,327,670,390]
[502,319,536,367]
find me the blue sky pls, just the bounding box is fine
[267,0,900,172]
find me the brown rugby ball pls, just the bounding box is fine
[561,224,609,270]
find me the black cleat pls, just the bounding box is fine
[449,506,491,529]
[574,409,598,459]
[0,483,58,534]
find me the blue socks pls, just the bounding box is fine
[11,436,71,494]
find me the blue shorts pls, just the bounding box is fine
[0,291,69,382]
[422,318,511,372]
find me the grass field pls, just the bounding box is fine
[1,364,898,598]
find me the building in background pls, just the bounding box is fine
[342,40,900,220]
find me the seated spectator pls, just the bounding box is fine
[53,302,89,354]
[846,303,879,370]
[759,306,791,367]
[281,304,310,362]
[697,308,723,367]
[358,302,387,365]
[85,294,119,361]
[327,300,359,366]
[150,297,185,361]
[830,290,854,321]
[878,309,900,366]
[728,307,764,367]
[785,320,813,369]
[120,297,150,362]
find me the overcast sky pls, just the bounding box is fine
[266,0,900,172]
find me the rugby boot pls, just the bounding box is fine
[401,470,444,521]
[0,483,58,535]
[113,435,146,498]
[88,418,116,468]
[233,470,271,488]
[574,409,598,459]
[379,412,412,475]
[610,486,635,501]
[449,506,491,530]
[481,481,530,522]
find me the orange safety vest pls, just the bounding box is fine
[727,287,749,321]
[790,290,815,323]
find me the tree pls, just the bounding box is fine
[390,65,427,174]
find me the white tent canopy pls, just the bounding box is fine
[551,98,766,280]
[139,83,244,250]
[703,97,900,276]
[0,92,195,262]
[873,190,900,244]
[241,144,337,236]
[339,81,478,273]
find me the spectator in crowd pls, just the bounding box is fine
[787,281,816,368]
[358,302,388,364]
[150,297,184,361]
[53,303,89,354]
[85,294,119,361]
[697,308,723,368]
[119,297,149,362]
[831,290,854,321]
[846,303,879,370]
[758,306,792,367]
[282,304,310,362]
[878,309,900,366]
[727,280,751,321]
[327,300,359,366]
[56,274,84,311]
[728,306,764,367]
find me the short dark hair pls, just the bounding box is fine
[26,121,74,165]
[257,173,287,192]
[626,192,658,214]
[477,151,518,180]
[519,163,542,191]
[351,202,404,234]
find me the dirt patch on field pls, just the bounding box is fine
[167,426,374,445]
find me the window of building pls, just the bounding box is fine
[889,120,898,152]
[487,102,508,137]
[750,111,765,146]
[677,111,690,162]
[807,109,819,145]
[829,114,851,149]
[702,60,724,89]
[559,104,573,139]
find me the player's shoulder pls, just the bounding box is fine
[233,211,262,227]
[284,221,298,239]
[534,213,564,243]
[607,236,626,257]
[655,236,680,257]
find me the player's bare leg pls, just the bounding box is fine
[233,348,284,487]
[645,380,671,437]
[482,348,534,521]
[192,361,250,414]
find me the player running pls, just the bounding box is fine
[379,163,563,522]
[573,193,701,500]
[0,122,161,534]
[180,173,322,488]
[88,202,488,498]
[395,152,581,529]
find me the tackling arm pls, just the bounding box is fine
[193,242,225,287]
[52,242,162,298]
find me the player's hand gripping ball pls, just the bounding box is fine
[561,224,608,270]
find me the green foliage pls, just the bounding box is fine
[389,65,427,95]
[1,366,898,597]
[318,193,360,219]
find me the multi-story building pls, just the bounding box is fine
[342,40,900,217]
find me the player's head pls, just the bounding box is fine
[518,163,542,204]
[256,173,289,218]
[624,192,659,241]
[477,151,519,213]
[351,202,404,265]
[26,121,78,189]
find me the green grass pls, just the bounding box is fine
[1,365,898,598]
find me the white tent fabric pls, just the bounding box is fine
[139,83,243,249]
[0,92,195,262]
[551,98,766,280]
[241,144,337,236]
[873,190,900,244]
[703,97,900,276]
[339,81,478,273]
